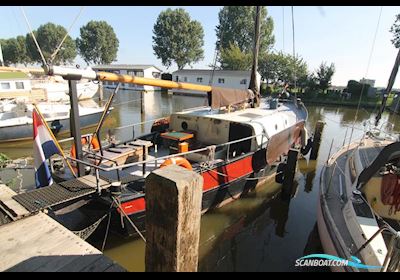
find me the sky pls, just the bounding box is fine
[1,6,400,88]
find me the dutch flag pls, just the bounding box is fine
[33,108,61,188]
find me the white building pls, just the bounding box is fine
[92,64,162,91]
[171,69,262,95]
[0,72,32,93]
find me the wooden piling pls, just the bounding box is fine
[282,148,299,198]
[145,165,203,272]
[310,120,325,160]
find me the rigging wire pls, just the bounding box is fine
[282,6,285,52]
[50,6,85,64]
[347,6,383,148]
[20,6,48,67]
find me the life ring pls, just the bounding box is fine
[70,135,100,159]
[160,157,192,171]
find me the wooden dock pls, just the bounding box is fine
[0,183,126,272]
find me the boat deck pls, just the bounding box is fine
[11,175,107,214]
[322,148,358,260]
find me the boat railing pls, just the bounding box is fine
[67,132,269,174]
[83,150,122,182]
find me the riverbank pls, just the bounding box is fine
[301,98,380,109]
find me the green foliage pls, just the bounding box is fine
[0,153,10,168]
[316,62,335,91]
[1,38,19,66]
[0,36,30,66]
[152,8,204,69]
[219,42,252,70]
[216,6,275,54]
[259,51,308,87]
[76,21,119,65]
[346,80,370,99]
[26,22,76,65]
[390,14,400,48]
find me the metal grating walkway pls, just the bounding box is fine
[13,182,96,213]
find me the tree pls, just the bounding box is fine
[219,42,252,70]
[346,80,370,99]
[152,8,204,69]
[316,62,335,92]
[26,23,76,65]
[76,21,119,65]
[16,35,31,65]
[390,14,400,48]
[258,51,308,88]
[1,38,19,66]
[216,6,275,54]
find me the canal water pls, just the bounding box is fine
[0,89,399,271]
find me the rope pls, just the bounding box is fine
[101,200,115,252]
[50,6,85,64]
[348,6,383,146]
[20,7,47,67]
[111,196,146,243]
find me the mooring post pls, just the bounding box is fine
[282,148,299,198]
[145,165,203,272]
[310,120,325,160]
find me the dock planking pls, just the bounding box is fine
[0,183,126,272]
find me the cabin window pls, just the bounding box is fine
[112,70,120,74]
[183,77,188,82]
[218,78,225,84]
[127,70,135,76]
[240,79,247,85]
[196,77,203,83]
[1,82,10,90]
[175,76,179,82]
[152,72,160,79]
[15,82,24,89]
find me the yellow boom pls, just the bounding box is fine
[97,71,212,92]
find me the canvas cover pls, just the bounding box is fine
[208,87,253,109]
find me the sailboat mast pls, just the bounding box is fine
[249,6,261,108]
[375,48,400,126]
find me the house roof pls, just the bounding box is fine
[92,64,162,72]
[0,72,29,80]
[172,69,260,76]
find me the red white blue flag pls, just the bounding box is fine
[33,108,61,188]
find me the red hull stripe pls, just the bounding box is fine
[118,155,254,216]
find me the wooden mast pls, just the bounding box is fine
[249,6,262,108]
